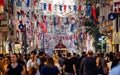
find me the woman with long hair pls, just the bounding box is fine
[96,57,104,75]
[6,53,24,75]
[41,57,60,75]
[4,56,10,71]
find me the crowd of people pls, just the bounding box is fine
[0,50,120,75]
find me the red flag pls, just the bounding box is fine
[115,6,119,13]
[34,14,37,20]
[71,17,75,20]
[74,34,78,40]
[82,17,84,26]
[43,15,47,23]
[91,5,97,21]
[64,5,67,12]
[30,21,33,25]
[78,5,81,11]
[20,10,25,15]
[38,33,40,39]
[34,0,36,6]
[48,4,52,12]
[58,16,60,25]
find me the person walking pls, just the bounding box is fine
[27,51,41,75]
[96,57,104,75]
[63,52,77,75]
[6,53,24,75]
[41,57,60,75]
[80,50,97,75]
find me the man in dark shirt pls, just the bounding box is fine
[63,52,76,75]
[80,50,97,75]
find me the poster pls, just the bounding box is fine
[112,32,120,44]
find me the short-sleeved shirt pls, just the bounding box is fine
[6,63,23,75]
[110,65,120,75]
[63,58,75,73]
[41,65,60,75]
[27,58,41,71]
[27,58,41,75]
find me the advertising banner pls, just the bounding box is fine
[112,32,120,44]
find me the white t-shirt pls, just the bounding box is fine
[27,58,41,75]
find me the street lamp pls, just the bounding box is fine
[19,24,27,54]
[98,36,105,52]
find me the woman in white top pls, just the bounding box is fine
[27,51,41,75]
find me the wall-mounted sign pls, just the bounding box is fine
[108,13,116,20]
[112,32,120,44]
[18,24,24,30]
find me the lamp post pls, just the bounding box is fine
[21,24,27,54]
[98,36,105,52]
[115,13,119,53]
[42,32,45,51]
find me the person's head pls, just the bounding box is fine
[87,50,94,57]
[39,51,46,57]
[11,53,18,63]
[67,52,71,57]
[18,53,23,60]
[82,51,86,56]
[5,56,10,64]
[96,51,101,57]
[73,53,77,57]
[58,53,62,58]
[96,57,102,66]
[2,57,5,63]
[46,57,54,68]
[30,51,36,59]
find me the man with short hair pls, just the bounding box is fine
[80,50,97,75]
[63,52,77,75]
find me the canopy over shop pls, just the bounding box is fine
[54,39,67,55]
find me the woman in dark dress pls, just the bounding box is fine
[6,53,23,75]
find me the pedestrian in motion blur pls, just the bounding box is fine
[0,60,5,75]
[63,52,77,75]
[80,50,97,75]
[41,57,60,75]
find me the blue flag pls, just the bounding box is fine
[73,5,77,12]
[53,17,57,26]
[26,0,30,7]
[86,4,91,16]
[59,5,62,11]
[37,21,39,27]
[16,0,22,7]
[12,0,14,6]
[44,3,47,10]
[70,22,77,32]
[64,17,69,25]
